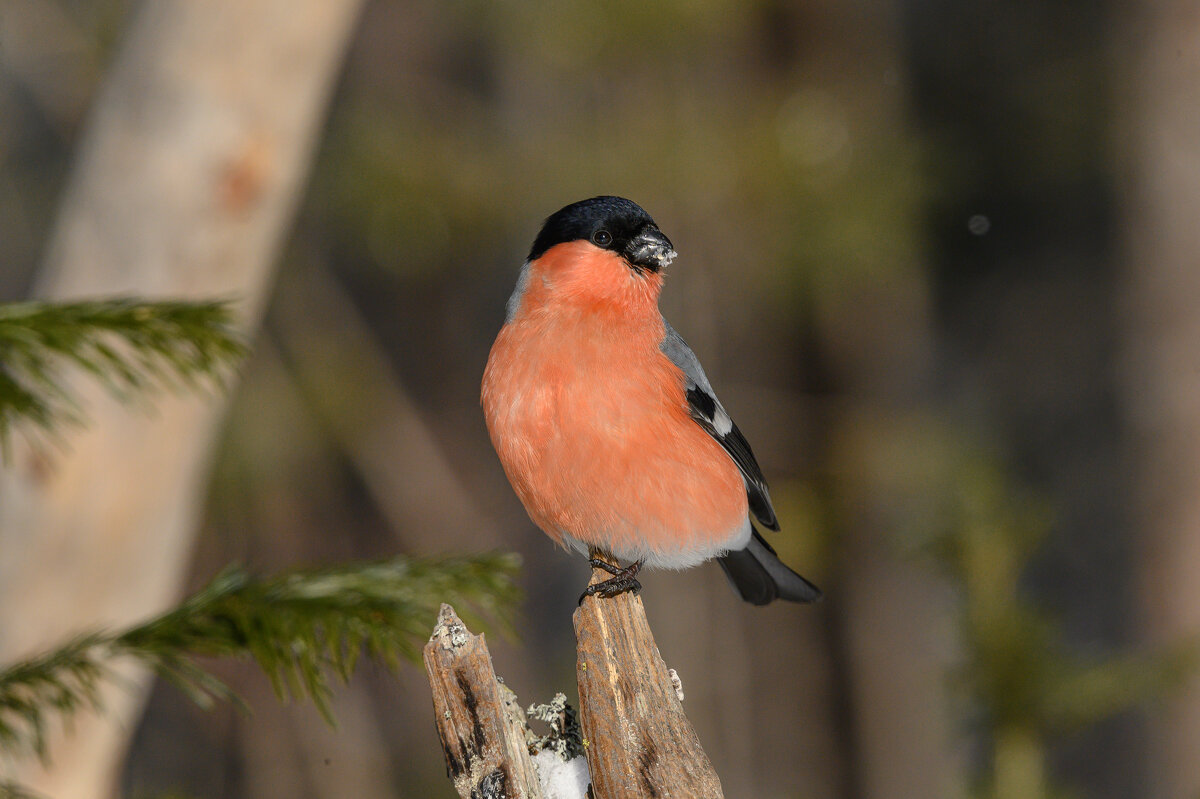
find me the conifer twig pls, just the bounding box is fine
[0,553,520,759]
[0,298,246,450]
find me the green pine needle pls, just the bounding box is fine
[0,634,108,758]
[0,552,520,758]
[0,298,247,453]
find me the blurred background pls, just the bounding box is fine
[1,0,1198,797]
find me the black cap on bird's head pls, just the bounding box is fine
[528,196,677,273]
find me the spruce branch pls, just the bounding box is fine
[0,552,520,758]
[0,298,246,451]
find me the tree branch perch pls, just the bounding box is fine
[426,555,723,799]
[574,555,723,799]
[424,604,544,799]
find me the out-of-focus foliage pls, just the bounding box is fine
[0,299,245,452]
[0,553,520,760]
[866,419,1196,798]
[941,460,1193,799]
[306,1,926,320]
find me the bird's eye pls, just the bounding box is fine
[591,229,613,247]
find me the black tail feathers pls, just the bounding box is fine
[718,531,822,605]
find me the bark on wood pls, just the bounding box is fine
[424,604,544,799]
[0,2,364,796]
[574,556,724,799]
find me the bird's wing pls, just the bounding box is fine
[659,319,780,530]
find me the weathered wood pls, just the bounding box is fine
[574,555,724,799]
[424,604,544,799]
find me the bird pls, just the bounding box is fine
[481,196,821,605]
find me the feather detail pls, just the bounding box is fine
[659,319,780,530]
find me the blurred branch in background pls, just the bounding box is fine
[267,260,504,548]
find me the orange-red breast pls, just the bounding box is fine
[481,196,820,604]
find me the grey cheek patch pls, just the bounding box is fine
[505,261,533,322]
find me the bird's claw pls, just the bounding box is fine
[578,558,644,605]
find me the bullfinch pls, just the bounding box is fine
[481,196,821,604]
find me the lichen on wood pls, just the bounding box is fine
[424,604,544,799]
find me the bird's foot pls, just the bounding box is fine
[579,558,644,604]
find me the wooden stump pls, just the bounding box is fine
[424,604,543,799]
[573,556,724,799]
[425,568,724,799]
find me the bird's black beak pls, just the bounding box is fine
[625,226,677,272]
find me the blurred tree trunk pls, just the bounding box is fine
[822,272,965,799]
[0,2,363,797]
[801,3,966,796]
[1123,4,1200,796]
